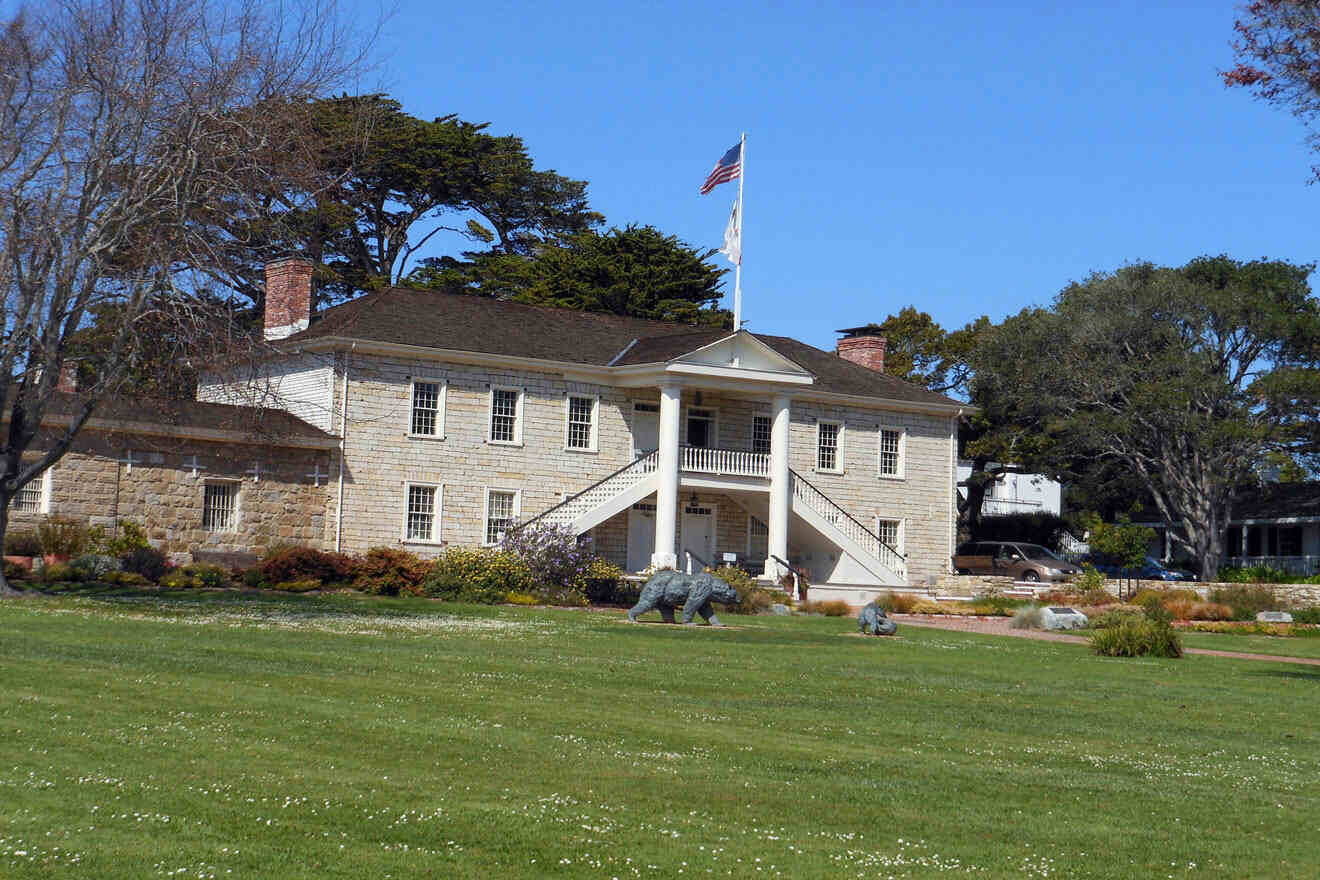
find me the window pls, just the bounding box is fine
[489,388,522,444]
[878,428,904,478]
[566,395,597,451]
[404,483,441,543]
[1277,525,1303,557]
[203,482,238,532]
[751,415,771,455]
[876,518,903,553]
[13,471,45,514]
[686,407,716,448]
[817,421,842,472]
[410,380,445,437]
[485,489,519,545]
[748,515,769,560]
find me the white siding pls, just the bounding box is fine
[198,354,335,432]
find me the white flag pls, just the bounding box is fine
[718,199,741,266]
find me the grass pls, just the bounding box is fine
[1179,629,1320,660]
[2,588,1319,878]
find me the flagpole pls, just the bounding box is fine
[733,132,745,331]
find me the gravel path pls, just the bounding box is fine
[893,613,1320,667]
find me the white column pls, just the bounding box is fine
[765,393,792,578]
[651,381,682,570]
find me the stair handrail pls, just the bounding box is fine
[513,450,659,532]
[789,468,906,563]
[767,553,803,600]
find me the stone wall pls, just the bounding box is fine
[8,427,330,561]
[933,573,1320,607]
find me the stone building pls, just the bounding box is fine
[7,393,336,560]
[195,259,967,603]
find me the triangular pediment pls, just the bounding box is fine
[669,331,812,378]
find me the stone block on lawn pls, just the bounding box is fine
[1256,610,1294,623]
[1041,606,1089,630]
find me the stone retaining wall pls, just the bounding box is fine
[932,573,1320,606]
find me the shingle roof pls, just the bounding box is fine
[285,286,962,408]
[42,392,336,446]
[1233,483,1320,521]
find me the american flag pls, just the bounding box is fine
[700,142,742,194]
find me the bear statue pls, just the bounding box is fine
[627,570,739,626]
[857,601,898,636]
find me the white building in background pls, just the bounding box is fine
[956,461,1063,517]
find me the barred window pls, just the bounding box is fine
[405,484,438,542]
[567,396,595,450]
[748,515,769,560]
[752,415,771,455]
[486,490,517,545]
[879,428,903,477]
[411,381,442,436]
[203,482,238,532]
[817,421,841,472]
[876,518,902,552]
[13,472,43,513]
[490,389,520,443]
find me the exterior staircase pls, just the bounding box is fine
[788,469,906,584]
[517,451,659,535]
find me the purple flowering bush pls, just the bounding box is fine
[499,522,595,606]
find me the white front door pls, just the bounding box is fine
[681,504,715,571]
[632,403,659,459]
[627,503,656,572]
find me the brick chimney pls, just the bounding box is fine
[835,325,887,373]
[55,360,79,393]
[264,257,314,341]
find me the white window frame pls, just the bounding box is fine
[487,386,524,446]
[751,413,772,455]
[564,393,599,453]
[684,405,719,448]
[482,487,521,546]
[401,481,443,545]
[408,379,447,440]
[202,479,239,533]
[876,517,905,554]
[13,465,52,515]
[877,426,906,480]
[816,420,844,474]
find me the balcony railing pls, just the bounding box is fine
[680,445,769,478]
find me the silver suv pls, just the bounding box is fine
[953,541,1081,583]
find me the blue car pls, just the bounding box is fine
[1090,556,1196,581]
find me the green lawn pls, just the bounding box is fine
[1179,629,1320,660]
[2,590,1318,879]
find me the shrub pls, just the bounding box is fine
[1292,606,1320,625]
[799,599,851,616]
[1218,565,1292,584]
[4,530,41,556]
[873,591,919,614]
[1163,599,1232,621]
[119,546,169,582]
[1175,620,1295,635]
[69,553,120,581]
[160,563,231,590]
[1009,605,1043,630]
[104,571,150,586]
[241,566,265,588]
[966,597,1022,616]
[582,558,626,604]
[1208,584,1281,620]
[1088,606,1145,630]
[499,523,595,605]
[910,598,948,615]
[1089,607,1182,658]
[3,560,29,581]
[40,562,75,583]
[353,547,429,596]
[710,564,776,615]
[88,521,150,556]
[505,591,542,606]
[38,516,89,558]
[270,578,321,593]
[423,548,531,603]
[260,546,354,586]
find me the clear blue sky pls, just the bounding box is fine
[362,0,1316,352]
